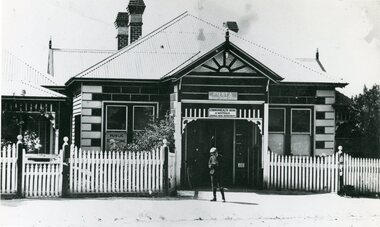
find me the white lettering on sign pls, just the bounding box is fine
[208,91,238,100]
[208,108,237,118]
[238,163,245,168]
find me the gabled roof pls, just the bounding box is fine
[70,12,347,86]
[2,50,57,86]
[1,50,66,99]
[48,48,116,85]
[1,80,66,99]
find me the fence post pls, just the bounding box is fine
[337,146,344,194]
[62,137,70,197]
[162,139,169,196]
[16,135,23,197]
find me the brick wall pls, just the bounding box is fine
[75,83,170,150]
[117,35,129,50]
[130,25,142,43]
[314,90,336,155]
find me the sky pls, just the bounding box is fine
[1,0,380,97]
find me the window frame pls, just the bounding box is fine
[268,107,286,134]
[132,105,155,132]
[106,105,128,132]
[291,108,312,135]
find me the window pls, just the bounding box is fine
[291,108,312,155]
[269,108,285,132]
[269,108,286,155]
[106,106,127,131]
[133,106,155,131]
[291,109,311,133]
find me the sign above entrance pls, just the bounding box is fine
[208,91,238,101]
[208,108,237,118]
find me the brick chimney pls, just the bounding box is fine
[127,0,146,44]
[115,12,129,50]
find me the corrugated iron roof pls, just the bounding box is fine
[1,51,66,98]
[49,48,116,85]
[1,80,66,98]
[73,12,346,85]
[2,50,57,85]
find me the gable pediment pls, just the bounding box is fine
[192,50,257,74]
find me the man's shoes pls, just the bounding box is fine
[222,199,226,202]
[210,198,216,202]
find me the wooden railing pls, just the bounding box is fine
[266,151,340,192]
[0,144,18,194]
[22,151,63,197]
[68,146,165,194]
[343,153,380,193]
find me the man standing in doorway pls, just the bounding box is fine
[209,147,226,202]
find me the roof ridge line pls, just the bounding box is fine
[187,15,337,79]
[229,33,332,77]
[187,14,226,32]
[75,11,189,79]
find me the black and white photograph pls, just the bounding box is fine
[1,0,380,226]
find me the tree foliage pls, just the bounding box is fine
[109,112,175,152]
[351,84,380,157]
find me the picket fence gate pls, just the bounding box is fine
[22,151,64,197]
[266,151,340,192]
[0,144,18,194]
[343,153,380,193]
[68,146,165,194]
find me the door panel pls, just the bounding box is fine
[234,120,251,186]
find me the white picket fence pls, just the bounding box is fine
[22,151,63,197]
[266,151,339,192]
[69,146,165,194]
[343,153,380,193]
[0,144,18,194]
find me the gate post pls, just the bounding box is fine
[16,135,23,197]
[162,139,169,196]
[61,137,70,197]
[337,146,344,194]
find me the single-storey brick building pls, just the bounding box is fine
[2,0,348,189]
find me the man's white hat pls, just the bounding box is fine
[210,147,217,153]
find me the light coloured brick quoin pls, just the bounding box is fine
[81,139,91,146]
[316,90,335,97]
[315,134,334,141]
[325,112,335,119]
[80,146,101,151]
[81,131,101,139]
[81,124,91,131]
[82,109,92,116]
[315,148,334,156]
[82,93,92,101]
[82,101,102,108]
[324,127,335,134]
[325,97,335,104]
[324,141,334,149]
[315,119,335,126]
[82,85,102,93]
[315,105,334,112]
[82,116,101,123]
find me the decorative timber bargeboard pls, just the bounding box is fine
[181,104,263,134]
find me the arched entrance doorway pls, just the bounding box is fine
[182,119,262,189]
